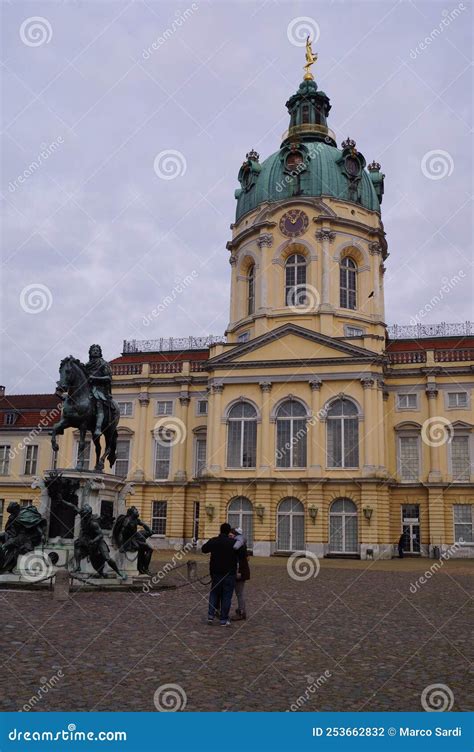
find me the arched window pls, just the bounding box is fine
[228,497,254,547]
[329,498,358,553]
[285,253,307,307]
[326,398,359,468]
[340,257,357,309]
[276,400,307,468]
[277,497,305,551]
[227,402,257,468]
[247,264,255,315]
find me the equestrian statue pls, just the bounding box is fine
[51,344,119,472]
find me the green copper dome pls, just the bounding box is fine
[235,79,384,221]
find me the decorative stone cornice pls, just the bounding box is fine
[138,393,150,406]
[259,380,272,392]
[257,233,273,248]
[179,395,191,407]
[212,383,224,394]
[229,254,237,266]
[360,376,375,389]
[309,378,322,390]
[315,229,336,243]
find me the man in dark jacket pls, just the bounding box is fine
[201,523,238,626]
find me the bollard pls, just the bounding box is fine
[53,568,70,601]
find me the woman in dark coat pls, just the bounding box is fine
[231,527,250,620]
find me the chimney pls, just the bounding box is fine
[0,386,5,397]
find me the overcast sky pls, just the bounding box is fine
[1,0,472,394]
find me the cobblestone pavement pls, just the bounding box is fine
[1,555,473,712]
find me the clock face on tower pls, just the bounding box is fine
[279,209,309,238]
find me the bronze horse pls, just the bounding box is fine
[51,356,119,472]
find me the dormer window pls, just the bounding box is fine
[4,413,17,426]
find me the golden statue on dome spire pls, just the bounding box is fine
[303,36,318,80]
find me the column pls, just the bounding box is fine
[426,384,442,483]
[376,378,386,475]
[309,378,322,474]
[361,377,376,476]
[228,254,238,325]
[208,382,224,475]
[315,228,336,310]
[133,392,149,481]
[257,233,273,313]
[259,381,272,475]
[174,394,190,482]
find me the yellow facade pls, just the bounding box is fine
[1,72,473,559]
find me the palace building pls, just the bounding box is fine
[1,62,473,559]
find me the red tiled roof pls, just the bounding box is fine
[386,336,474,351]
[111,349,210,365]
[0,394,62,430]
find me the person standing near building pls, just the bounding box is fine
[202,523,238,627]
[231,527,250,620]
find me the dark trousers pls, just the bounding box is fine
[398,545,404,558]
[208,573,235,623]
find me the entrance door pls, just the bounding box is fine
[401,504,420,554]
[329,499,358,554]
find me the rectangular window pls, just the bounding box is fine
[75,440,91,469]
[451,436,470,481]
[20,499,32,507]
[117,401,133,416]
[155,439,171,479]
[227,420,256,468]
[4,413,16,425]
[448,392,468,408]
[197,400,208,416]
[0,446,11,475]
[156,401,173,416]
[453,504,473,543]
[115,439,130,477]
[399,436,419,481]
[397,393,418,410]
[24,445,39,475]
[152,500,167,535]
[237,331,250,343]
[194,437,206,477]
[345,326,364,337]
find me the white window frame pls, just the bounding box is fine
[151,500,167,536]
[194,435,206,477]
[344,325,365,337]
[4,413,17,426]
[453,504,473,544]
[154,437,172,480]
[397,433,421,482]
[24,444,39,475]
[448,432,472,482]
[155,400,174,416]
[117,401,134,417]
[196,399,208,416]
[0,445,11,476]
[325,400,359,469]
[396,393,419,411]
[445,391,469,410]
[237,331,250,343]
[114,438,131,477]
[226,403,257,469]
